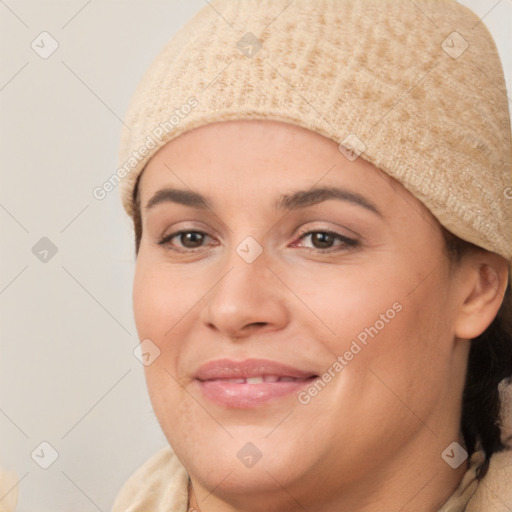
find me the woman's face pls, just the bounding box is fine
[133,120,469,509]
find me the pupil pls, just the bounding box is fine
[182,232,203,248]
[313,232,332,248]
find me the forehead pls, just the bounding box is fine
[136,119,417,217]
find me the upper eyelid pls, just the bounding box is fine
[161,225,355,239]
[293,230,359,248]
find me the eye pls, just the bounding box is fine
[158,229,359,253]
[158,230,213,251]
[291,230,359,252]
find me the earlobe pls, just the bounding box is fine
[454,255,509,340]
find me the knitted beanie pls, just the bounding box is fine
[118,0,512,263]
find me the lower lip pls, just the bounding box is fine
[197,378,316,408]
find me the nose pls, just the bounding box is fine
[199,244,290,339]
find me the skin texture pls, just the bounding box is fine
[132,119,508,512]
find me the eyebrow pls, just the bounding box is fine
[145,186,382,216]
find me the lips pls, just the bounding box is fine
[194,358,318,408]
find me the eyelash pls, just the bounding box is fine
[158,229,359,254]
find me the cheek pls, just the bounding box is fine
[314,263,452,406]
[132,255,211,390]
[132,257,201,443]
[340,283,451,423]
[133,253,195,343]
[298,262,410,353]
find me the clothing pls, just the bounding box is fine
[0,468,18,512]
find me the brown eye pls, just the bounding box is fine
[179,232,205,248]
[291,230,359,252]
[309,232,336,249]
[159,231,211,251]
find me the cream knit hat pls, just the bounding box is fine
[118,0,511,262]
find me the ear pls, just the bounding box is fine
[454,252,509,340]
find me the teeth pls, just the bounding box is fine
[246,377,264,384]
[217,376,299,384]
[246,376,298,383]
[247,376,286,383]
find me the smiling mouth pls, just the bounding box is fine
[194,359,318,408]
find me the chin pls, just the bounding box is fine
[170,425,315,490]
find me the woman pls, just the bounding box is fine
[112,1,512,510]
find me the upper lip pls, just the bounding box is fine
[194,358,317,381]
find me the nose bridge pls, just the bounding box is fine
[218,211,271,284]
[213,234,271,308]
[200,233,289,336]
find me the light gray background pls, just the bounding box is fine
[0,1,511,511]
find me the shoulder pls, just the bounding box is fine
[111,446,189,512]
[466,379,512,511]
[438,447,512,512]
[465,449,512,511]
[441,379,512,512]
